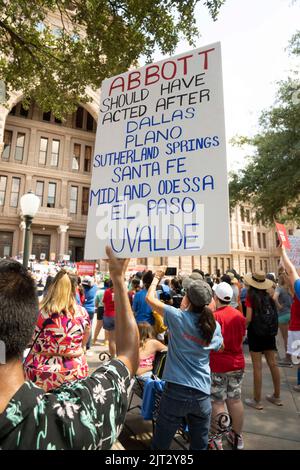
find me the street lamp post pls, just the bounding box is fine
[20,191,40,269]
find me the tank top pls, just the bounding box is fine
[139,354,155,369]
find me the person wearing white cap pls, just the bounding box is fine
[146,267,223,450]
[210,282,246,450]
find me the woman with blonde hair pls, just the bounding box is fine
[24,270,91,391]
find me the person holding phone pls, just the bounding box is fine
[146,266,223,450]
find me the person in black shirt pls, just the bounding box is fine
[0,248,139,450]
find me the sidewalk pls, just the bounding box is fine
[87,332,300,450]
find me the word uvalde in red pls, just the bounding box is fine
[109,48,215,96]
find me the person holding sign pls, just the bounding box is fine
[0,250,139,449]
[278,243,300,392]
[146,267,223,450]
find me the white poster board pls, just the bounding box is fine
[287,236,300,269]
[85,42,230,259]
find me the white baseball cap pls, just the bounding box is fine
[82,275,94,286]
[213,282,233,302]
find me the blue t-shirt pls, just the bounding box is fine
[132,289,154,325]
[295,279,300,301]
[240,287,247,302]
[83,285,98,314]
[162,305,223,395]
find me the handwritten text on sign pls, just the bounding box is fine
[85,43,230,259]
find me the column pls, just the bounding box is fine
[57,225,69,260]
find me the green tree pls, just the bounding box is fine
[0,0,225,117]
[229,31,300,225]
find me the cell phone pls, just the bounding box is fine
[165,267,177,276]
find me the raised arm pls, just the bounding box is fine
[279,244,299,286]
[145,267,166,316]
[106,247,139,377]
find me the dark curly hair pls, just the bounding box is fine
[0,260,38,361]
[142,271,154,290]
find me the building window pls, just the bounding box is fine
[207,257,212,274]
[226,258,231,271]
[43,111,51,121]
[242,230,246,247]
[0,176,7,206]
[10,177,20,208]
[39,137,48,165]
[82,187,89,215]
[76,107,84,128]
[0,231,13,257]
[70,186,78,214]
[240,207,245,222]
[245,209,250,223]
[15,133,25,162]
[47,182,56,208]
[84,146,92,172]
[2,130,12,161]
[220,257,225,274]
[72,143,81,171]
[50,139,60,166]
[20,104,29,118]
[247,231,252,247]
[36,181,44,206]
[248,259,253,272]
[245,258,253,273]
[213,257,218,274]
[86,112,94,131]
[257,232,261,249]
[262,233,267,249]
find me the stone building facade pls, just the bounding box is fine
[0,93,98,263]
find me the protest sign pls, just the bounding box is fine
[76,262,96,276]
[287,236,300,269]
[275,222,291,249]
[85,42,230,259]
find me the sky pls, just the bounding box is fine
[141,0,300,171]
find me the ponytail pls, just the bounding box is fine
[191,303,216,345]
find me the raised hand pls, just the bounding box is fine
[105,246,130,280]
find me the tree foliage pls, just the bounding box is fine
[229,31,300,225]
[0,0,225,117]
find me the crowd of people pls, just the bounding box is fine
[0,243,299,450]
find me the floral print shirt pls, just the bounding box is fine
[0,359,130,450]
[24,305,91,392]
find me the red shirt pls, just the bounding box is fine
[103,288,115,317]
[210,306,246,373]
[289,295,300,331]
